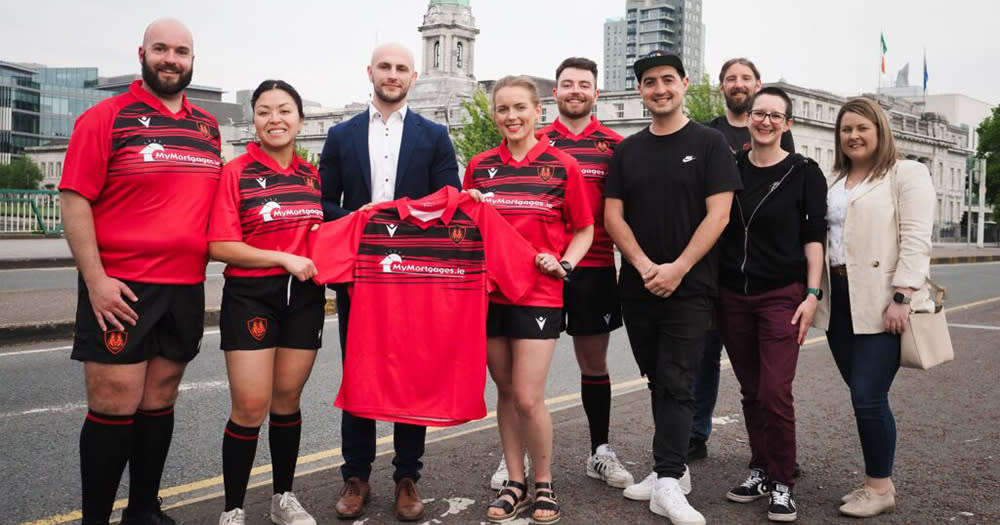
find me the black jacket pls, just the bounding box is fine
[719,152,827,295]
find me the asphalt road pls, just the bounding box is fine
[0,262,227,293]
[1,262,998,523]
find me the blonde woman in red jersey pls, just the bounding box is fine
[464,76,594,524]
[207,80,323,525]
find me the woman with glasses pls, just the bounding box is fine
[813,97,934,518]
[717,86,827,523]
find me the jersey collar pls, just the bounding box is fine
[499,133,550,167]
[246,142,301,175]
[551,115,601,140]
[128,80,193,119]
[395,186,461,228]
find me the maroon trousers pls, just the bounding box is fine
[719,282,804,487]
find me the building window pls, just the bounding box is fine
[615,103,625,119]
[56,161,62,178]
[433,41,441,68]
[815,146,822,161]
[642,105,650,118]
[541,107,547,122]
[802,101,810,119]
[456,42,464,69]
[829,107,836,121]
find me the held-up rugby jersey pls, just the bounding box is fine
[59,80,222,284]
[311,186,539,426]
[208,142,323,278]
[463,135,593,307]
[541,116,622,267]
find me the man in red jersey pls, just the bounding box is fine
[534,57,633,490]
[59,18,222,525]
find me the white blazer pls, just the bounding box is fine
[813,159,935,334]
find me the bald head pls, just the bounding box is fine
[370,43,414,69]
[142,18,193,51]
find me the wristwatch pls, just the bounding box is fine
[892,292,911,305]
[559,260,574,282]
[806,287,823,300]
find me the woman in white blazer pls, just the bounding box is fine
[812,97,935,518]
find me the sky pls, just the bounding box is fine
[3,0,997,109]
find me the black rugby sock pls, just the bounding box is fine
[80,409,134,522]
[128,405,174,511]
[223,420,260,511]
[581,374,612,453]
[268,411,303,494]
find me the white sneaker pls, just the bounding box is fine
[587,444,635,488]
[623,466,692,501]
[489,452,532,490]
[219,508,245,525]
[270,492,317,525]
[649,476,706,525]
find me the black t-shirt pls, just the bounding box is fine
[706,116,795,155]
[718,152,827,294]
[606,121,742,300]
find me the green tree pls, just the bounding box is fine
[975,106,1000,219]
[684,74,726,123]
[294,144,322,169]
[0,158,44,189]
[451,88,502,165]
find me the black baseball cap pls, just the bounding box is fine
[633,50,686,81]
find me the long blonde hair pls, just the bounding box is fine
[833,97,902,182]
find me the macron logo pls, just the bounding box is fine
[381,253,403,273]
[256,177,268,189]
[139,143,164,162]
[535,316,547,330]
[682,155,696,163]
[259,201,281,222]
[137,116,151,128]
[487,168,498,178]
[603,313,612,325]
[386,224,398,237]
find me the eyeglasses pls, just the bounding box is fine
[749,110,788,124]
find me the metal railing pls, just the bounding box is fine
[0,189,62,235]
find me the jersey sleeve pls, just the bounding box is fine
[58,102,115,201]
[310,211,367,285]
[206,162,244,242]
[478,203,540,302]
[704,130,743,197]
[561,157,594,230]
[462,157,479,190]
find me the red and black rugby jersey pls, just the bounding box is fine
[541,116,623,267]
[208,142,322,278]
[311,186,538,426]
[462,134,593,307]
[60,80,222,284]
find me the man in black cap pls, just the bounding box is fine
[605,51,740,525]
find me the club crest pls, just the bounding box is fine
[247,317,268,342]
[304,176,317,191]
[537,166,554,182]
[197,122,214,140]
[449,225,466,244]
[595,140,609,152]
[104,330,128,354]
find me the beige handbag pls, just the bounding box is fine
[899,278,954,369]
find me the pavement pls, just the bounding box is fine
[0,237,997,345]
[113,301,1000,523]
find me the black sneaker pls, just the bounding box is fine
[687,437,707,461]
[121,498,179,525]
[726,468,770,503]
[767,483,797,522]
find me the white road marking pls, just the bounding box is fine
[711,415,740,426]
[0,379,229,420]
[0,317,339,359]
[440,497,475,517]
[949,323,1000,331]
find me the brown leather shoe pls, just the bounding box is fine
[394,478,424,521]
[336,477,370,519]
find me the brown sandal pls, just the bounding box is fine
[487,480,531,523]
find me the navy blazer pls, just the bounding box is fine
[319,108,460,220]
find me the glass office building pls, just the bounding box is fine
[36,67,110,139]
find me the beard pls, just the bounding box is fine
[724,88,751,114]
[556,96,594,119]
[373,82,409,105]
[141,55,192,97]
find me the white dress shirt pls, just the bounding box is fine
[368,103,407,204]
[827,177,864,266]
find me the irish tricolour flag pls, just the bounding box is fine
[880,33,887,74]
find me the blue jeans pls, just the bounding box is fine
[826,273,900,478]
[690,330,722,441]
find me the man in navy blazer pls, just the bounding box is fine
[319,42,459,521]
